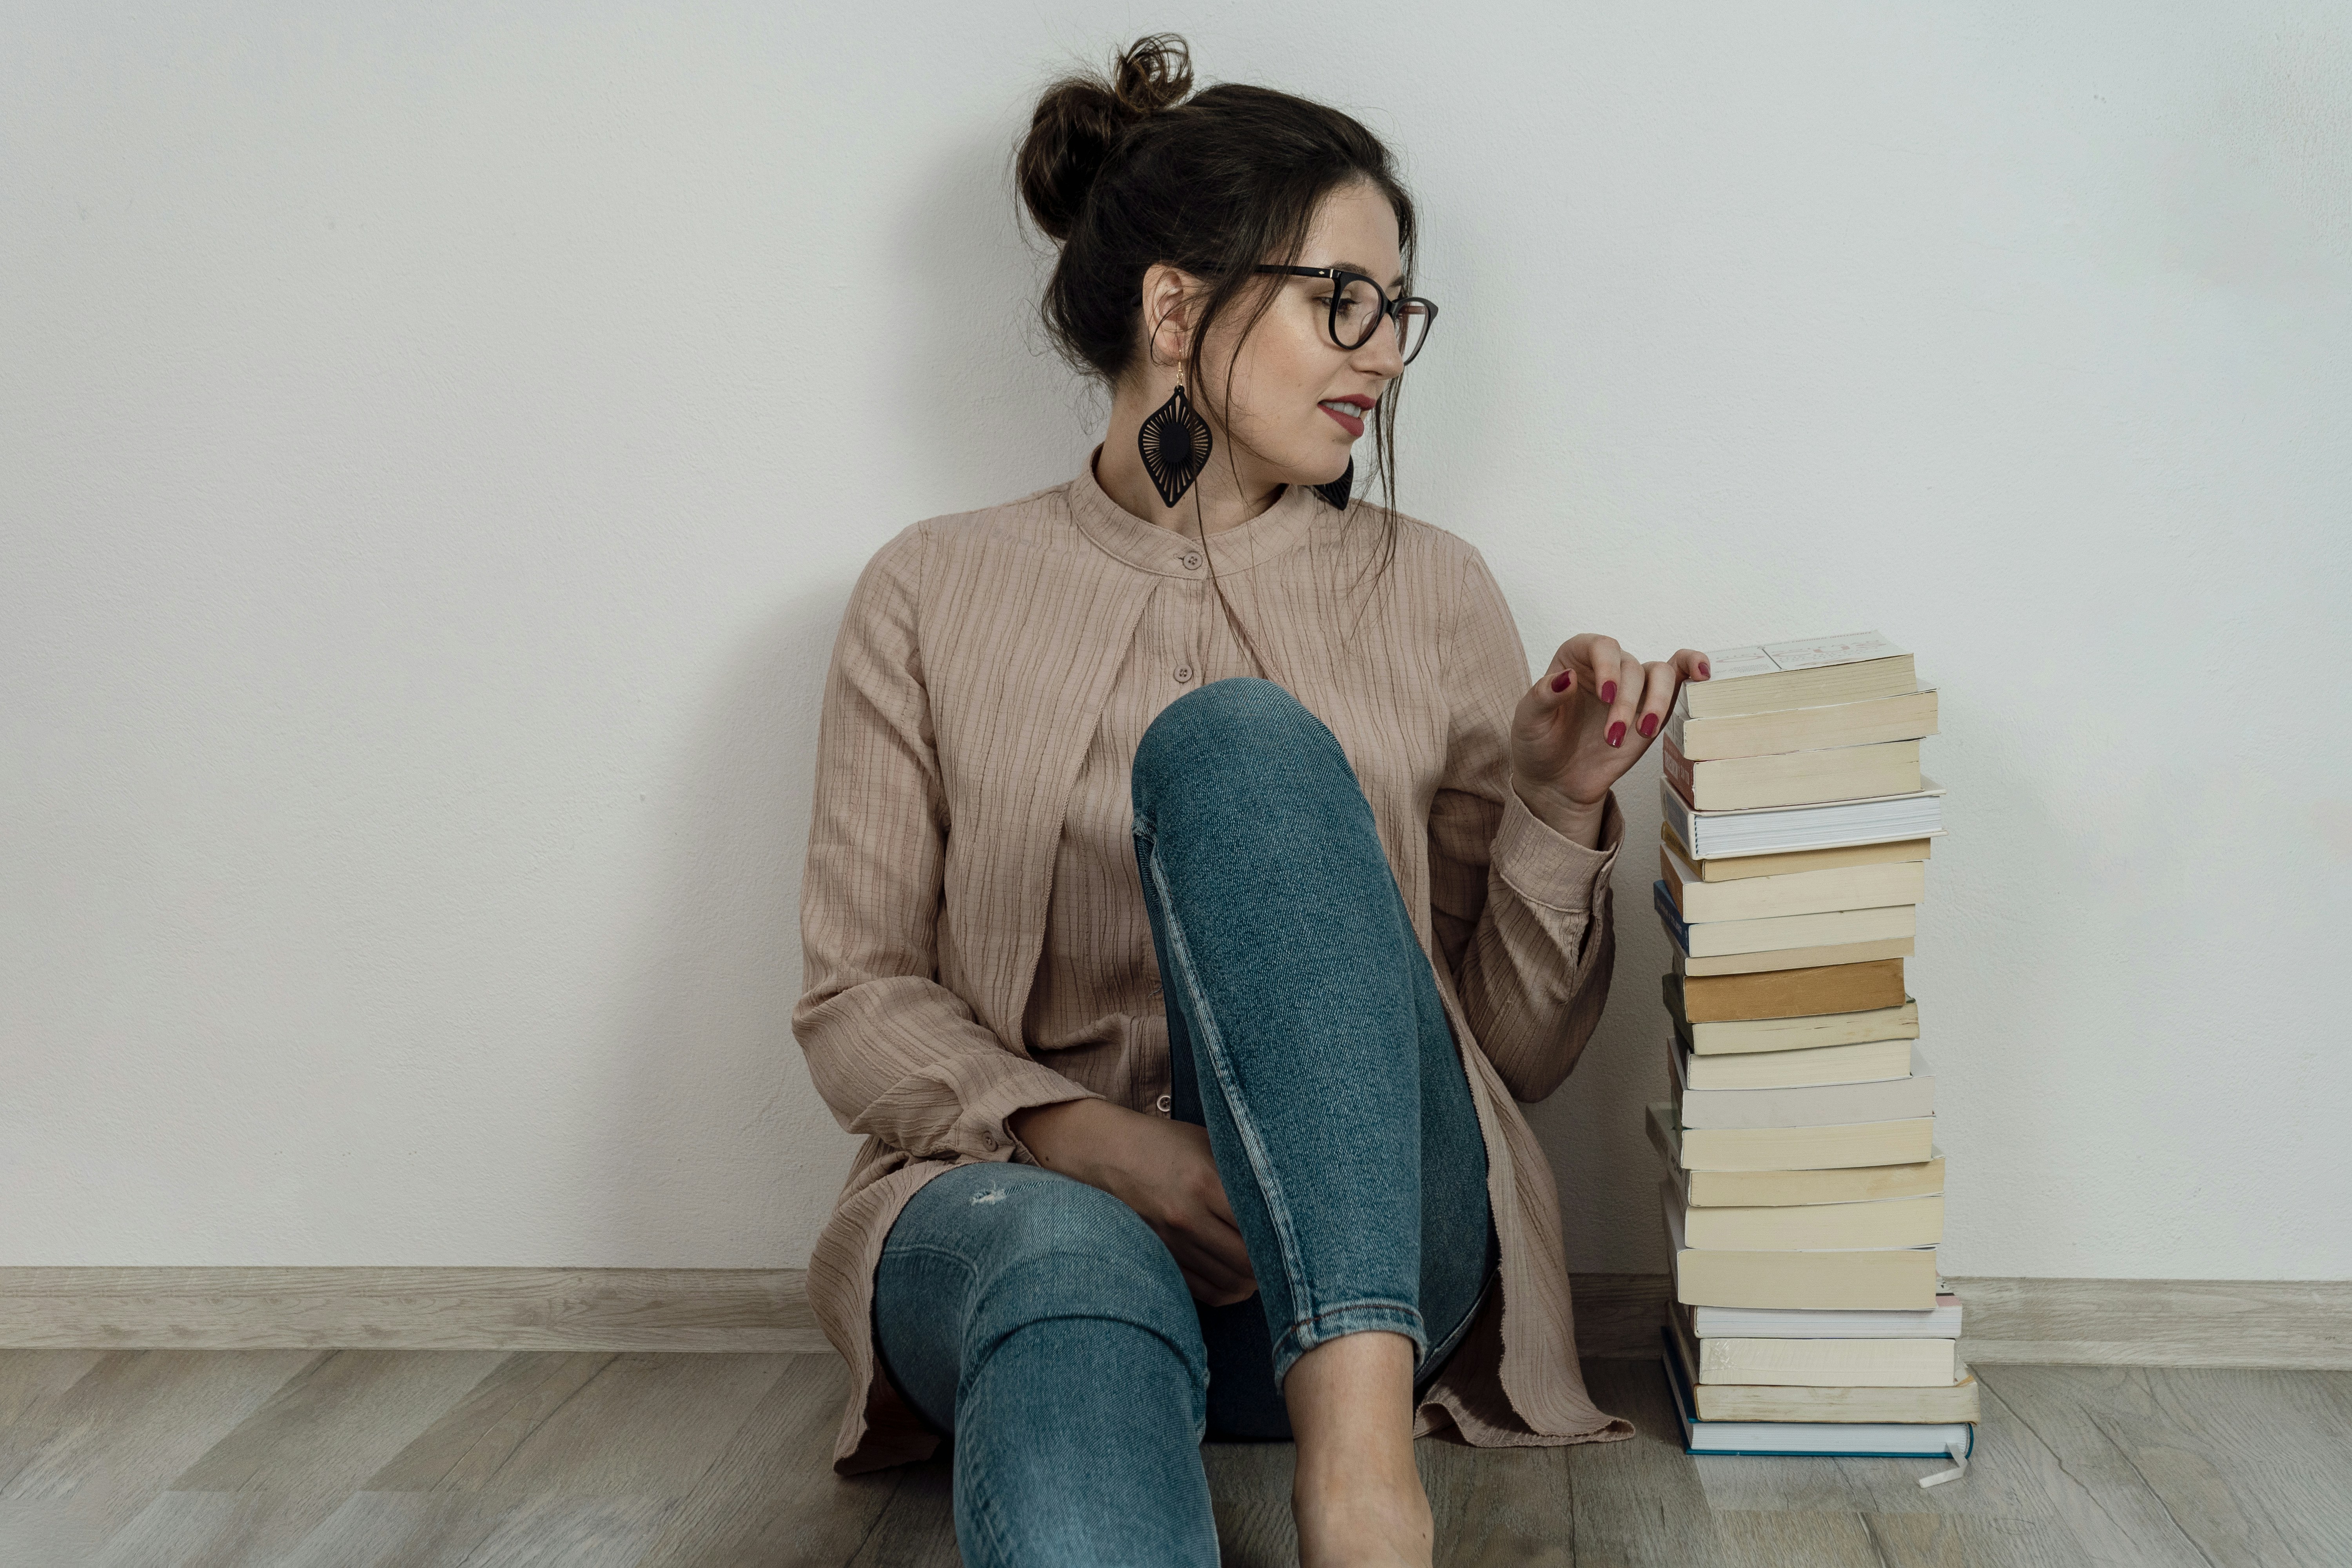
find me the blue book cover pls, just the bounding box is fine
[1653,879,1693,955]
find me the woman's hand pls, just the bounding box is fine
[1007,1098,1258,1306]
[1510,634,1710,846]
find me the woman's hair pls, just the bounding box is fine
[1016,35,1415,569]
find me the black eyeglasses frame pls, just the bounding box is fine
[1252,265,1438,365]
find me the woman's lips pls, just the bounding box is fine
[1318,400,1367,438]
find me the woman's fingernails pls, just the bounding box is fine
[1639,713,1659,738]
[1551,671,1572,693]
[1601,681,1617,704]
[1698,663,1711,679]
[1607,721,1626,748]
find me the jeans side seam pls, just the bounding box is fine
[1139,833,1317,1330]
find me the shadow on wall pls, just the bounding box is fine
[586,129,1089,1267]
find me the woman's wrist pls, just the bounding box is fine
[1007,1096,1126,1181]
[1510,772,1608,849]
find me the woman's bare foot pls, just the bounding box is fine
[1284,1331,1434,1568]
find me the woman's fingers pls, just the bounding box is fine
[1170,1225,1255,1302]
[1634,660,1680,741]
[1604,650,1645,747]
[1674,647,1712,683]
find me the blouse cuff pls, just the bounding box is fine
[949,1055,1102,1164]
[1491,786,1625,913]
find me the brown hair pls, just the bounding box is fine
[1016,34,1415,617]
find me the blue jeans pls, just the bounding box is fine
[872,679,1499,1568]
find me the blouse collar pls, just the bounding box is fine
[1064,446,1321,579]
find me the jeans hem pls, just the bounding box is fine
[1269,1301,1428,1387]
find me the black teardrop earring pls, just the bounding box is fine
[1138,383,1213,508]
[1313,459,1354,512]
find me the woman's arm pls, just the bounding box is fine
[793,526,1100,1160]
[1429,549,1704,1102]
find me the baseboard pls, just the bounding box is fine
[0,1268,829,1354]
[3,1268,2346,1367]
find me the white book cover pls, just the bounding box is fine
[1692,1296,1965,1338]
[1671,1038,1937,1129]
[1662,776,1947,860]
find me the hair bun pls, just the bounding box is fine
[1018,34,1195,243]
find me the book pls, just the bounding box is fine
[1683,1307,1960,1388]
[1656,881,1918,959]
[1662,735,1922,811]
[1670,992,1920,1056]
[1671,935,1916,978]
[1665,1165,1945,1250]
[1672,1114,1937,1173]
[1663,824,1933,882]
[1647,1103,1945,1205]
[1682,633,1918,720]
[1660,1323,1978,1459]
[1668,686,1939,762]
[1671,962,1908,1024]
[1681,1036,1916,1090]
[1667,1310,1977,1419]
[1670,1038,1936,1129]
[1664,1184,1941,1308]
[1663,776,1946,861]
[1662,836,1927,922]
[1692,1294,1963,1339]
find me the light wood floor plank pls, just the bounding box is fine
[1715,1507,1883,1567]
[274,1492,510,1568]
[83,1349,513,1567]
[1862,1511,2097,1568]
[845,1460,960,1568]
[0,1348,317,1555]
[0,1349,106,1430]
[455,1494,678,1568]
[1203,1441,1300,1568]
[1983,1364,2352,1568]
[1421,1439,1577,1567]
[1566,1358,1741,1568]
[362,1351,789,1496]
[632,1353,903,1568]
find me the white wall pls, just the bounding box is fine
[5,2,2347,1278]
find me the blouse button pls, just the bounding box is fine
[1156,1093,1173,1116]
[1180,551,1202,570]
[1173,664,1194,684]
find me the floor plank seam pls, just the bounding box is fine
[2080,1404,2221,1568]
[1856,1508,1895,1568]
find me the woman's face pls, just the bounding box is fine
[1191,181,1408,489]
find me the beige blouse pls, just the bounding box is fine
[794,458,1637,1473]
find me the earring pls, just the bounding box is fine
[1138,383,1213,508]
[1312,459,1354,512]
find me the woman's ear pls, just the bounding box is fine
[1139,261,1198,371]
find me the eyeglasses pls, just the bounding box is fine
[1254,265,1438,365]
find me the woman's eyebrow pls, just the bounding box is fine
[1318,260,1409,290]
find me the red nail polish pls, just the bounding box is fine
[1639,713,1659,738]
[1698,663,1711,680]
[1607,721,1626,748]
[1601,681,1617,704]
[1551,671,1572,693]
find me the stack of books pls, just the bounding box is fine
[1649,633,1975,1470]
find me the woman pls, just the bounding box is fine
[794,35,1707,1568]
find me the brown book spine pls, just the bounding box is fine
[1661,735,1697,806]
[1671,959,1907,1023]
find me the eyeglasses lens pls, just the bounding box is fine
[1393,301,1432,364]
[1330,276,1386,350]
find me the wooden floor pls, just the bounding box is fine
[2,1348,2346,1566]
